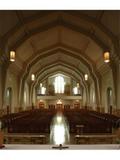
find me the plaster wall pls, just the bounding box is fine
[101,69,115,113]
[4,69,19,113]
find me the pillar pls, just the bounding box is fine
[0,66,2,109]
[116,63,120,109]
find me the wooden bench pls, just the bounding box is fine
[75,134,117,144]
[4,134,46,144]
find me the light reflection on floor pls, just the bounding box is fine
[50,112,70,145]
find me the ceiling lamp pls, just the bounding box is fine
[31,74,35,81]
[84,74,88,81]
[104,51,110,63]
[10,50,15,62]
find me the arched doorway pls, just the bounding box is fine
[107,87,113,113]
[6,87,12,114]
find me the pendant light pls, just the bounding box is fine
[104,51,110,63]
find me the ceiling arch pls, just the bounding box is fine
[2,11,116,49]
[0,11,119,68]
[34,68,85,89]
[20,44,98,80]
[8,18,108,50]
[18,44,101,106]
[30,69,88,101]
[30,62,87,87]
[31,60,86,81]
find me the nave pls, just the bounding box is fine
[0,108,120,146]
[0,10,120,149]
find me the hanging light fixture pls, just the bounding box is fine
[104,51,110,63]
[84,74,88,81]
[31,74,35,81]
[10,50,16,62]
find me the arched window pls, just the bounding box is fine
[73,87,78,95]
[41,87,46,95]
[54,76,65,94]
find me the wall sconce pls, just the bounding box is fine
[84,74,88,81]
[10,50,15,62]
[31,74,35,81]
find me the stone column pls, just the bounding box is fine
[1,62,8,110]
[116,63,120,109]
[46,78,49,95]
[0,66,2,109]
[70,78,73,95]
[0,131,4,148]
[0,121,4,148]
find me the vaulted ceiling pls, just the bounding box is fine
[0,10,120,85]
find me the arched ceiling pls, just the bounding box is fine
[30,62,87,86]
[0,10,120,84]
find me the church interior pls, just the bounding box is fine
[0,10,120,149]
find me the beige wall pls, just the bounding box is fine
[116,63,120,109]
[89,82,96,110]
[4,69,19,113]
[101,69,115,113]
[0,66,2,109]
[23,82,30,110]
[1,63,120,113]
